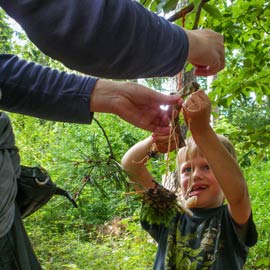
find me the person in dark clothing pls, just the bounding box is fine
[0,53,185,269]
[0,113,41,269]
[0,0,224,78]
[121,91,257,270]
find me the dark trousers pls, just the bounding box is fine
[0,206,42,270]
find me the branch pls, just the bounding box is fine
[256,17,270,35]
[93,117,115,159]
[93,117,129,190]
[168,3,194,22]
[192,0,210,29]
[74,175,92,200]
[168,0,210,28]
[75,174,108,200]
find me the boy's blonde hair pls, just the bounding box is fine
[177,135,237,166]
[162,135,237,195]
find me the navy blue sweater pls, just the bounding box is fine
[0,0,189,79]
[0,54,97,123]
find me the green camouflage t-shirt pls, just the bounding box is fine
[141,205,257,270]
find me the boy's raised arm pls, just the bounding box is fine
[121,137,155,191]
[183,91,251,225]
[122,130,179,191]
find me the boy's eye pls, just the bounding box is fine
[203,165,210,171]
[183,167,192,173]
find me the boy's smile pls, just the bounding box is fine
[189,183,208,197]
[180,155,224,208]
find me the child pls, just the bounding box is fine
[121,90,257,270]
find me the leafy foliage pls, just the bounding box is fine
[1,1,270,269]
[214,98,270,166]
[0,9,13,52]
[245,162,270,269]
[26,215,157,270]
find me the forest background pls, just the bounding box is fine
[1,0,270,269]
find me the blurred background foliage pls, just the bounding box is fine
[1,0,270,268]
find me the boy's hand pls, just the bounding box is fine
[182,90,211,133]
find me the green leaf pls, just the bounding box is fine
[185,63,194,72]
[140,0,152,7]
[244,58,252,68]
[255,257,270,267]
[252,32,261,40]
[163,0,179,13]
[193,0,201,11]
[202,4,222,18]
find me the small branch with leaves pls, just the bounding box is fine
[168,0,210,27]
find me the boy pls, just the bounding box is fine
[121,90,257,270]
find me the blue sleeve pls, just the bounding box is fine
[0,54,97,123]
[0,0,189,79]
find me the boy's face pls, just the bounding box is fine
[180,154,224,209]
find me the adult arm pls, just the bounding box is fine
[1,0,187,79]
[0,54,96,123]
[0,0,224,78]
[0,54,183,132]
[183,91,251,226]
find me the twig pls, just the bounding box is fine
[192,0,210,29]
[74,175,93,200]
[168,3,194,22]
[93,117,115,159]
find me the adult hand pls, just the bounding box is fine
[182,90,211,134]
[152,131,180,153]
[184,29,225,76]
[90,79,183,133]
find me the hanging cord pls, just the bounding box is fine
[163,108,179,182]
